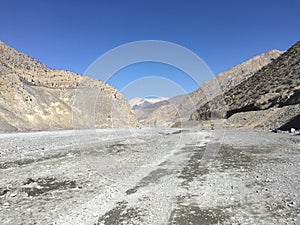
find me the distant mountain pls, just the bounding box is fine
[0,41,138,132]
[132,95,186,127]
[191,41,300,130]
[129,97,168,110]
[135,49,283,127]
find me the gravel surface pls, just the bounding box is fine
[0,128,299,225]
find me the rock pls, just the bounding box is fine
[10,192,17,197]
[271,128,278,133]
[287,201,296,208]
[0,188,9,196]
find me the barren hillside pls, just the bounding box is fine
[0,41,138,132]
[191,41,300,130]
[136,49,282,127]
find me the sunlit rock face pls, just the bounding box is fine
[0,40,138,132]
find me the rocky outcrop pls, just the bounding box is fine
[191,41,300,130]
[0,41,138,132]
[136,49,282,127]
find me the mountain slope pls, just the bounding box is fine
[0,41,138,132]
[191,41,300,130]
[136,49,282,127]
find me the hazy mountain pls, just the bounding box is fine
[191,40,300,130]
[136,49,283,127]
[129,97,168,110]
[0,41,138,132]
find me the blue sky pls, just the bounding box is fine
[1,0,300,99]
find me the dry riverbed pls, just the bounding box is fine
[0,128,299,225]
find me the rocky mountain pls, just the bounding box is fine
[136,49,282,127]
[0,41,138,132]
[134,94,186,127]
[190,40,300,130]
[129,97,168,110]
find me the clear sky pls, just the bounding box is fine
[1,0,300,99]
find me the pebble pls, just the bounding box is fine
[10,192,17,197]
[287,201,296,208]
[3,203,10,208]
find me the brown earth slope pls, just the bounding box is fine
[0,41,138,132]
[190,40,300,130]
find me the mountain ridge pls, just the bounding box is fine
[190,40,300,130]
[133,49,283,127]
[0,41,138,132]
[129,97,168,110]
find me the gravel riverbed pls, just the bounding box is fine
[0,128,299,225]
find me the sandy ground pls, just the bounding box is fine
[0,128,299,225]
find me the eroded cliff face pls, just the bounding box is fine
[135,49,282,127]
[0,41,138,132]
[191,41,300,130]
